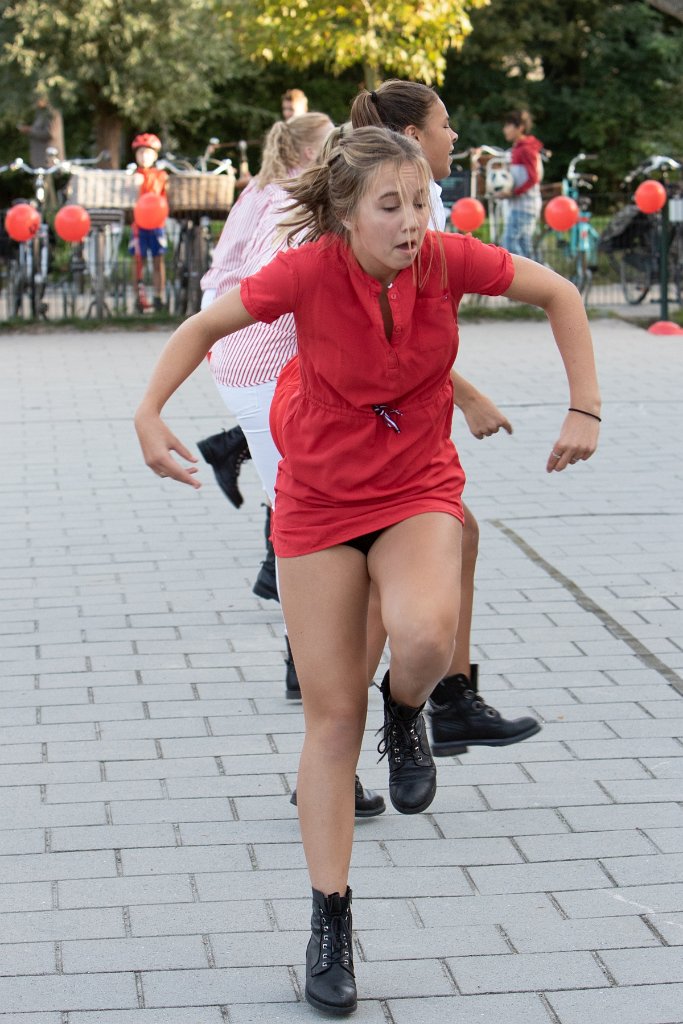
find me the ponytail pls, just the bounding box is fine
[350,80,438,134]
[257,112,332,188]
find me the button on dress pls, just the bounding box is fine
[241,231,513,557]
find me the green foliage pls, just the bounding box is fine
[227,0,490,87]
[0,0,239,161]
[442,0,683,192]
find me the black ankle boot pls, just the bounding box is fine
[428,664,542,756]
[196,426,251,508]
[305,886,357,1016]
[378,671,436,814]
[290,774,386,818]
[284,636,301,700]
[252,506,279,601]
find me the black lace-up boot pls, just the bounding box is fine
[283,635,301,700]
[252,506,279,601]
[378,671,436,814]
[290,775,386,818]
[428,664,542,756]
[305,886,357,1015]
[196,426,251,509]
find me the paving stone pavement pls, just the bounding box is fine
[0,317,681,1023]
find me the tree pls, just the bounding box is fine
[227,0,490,90]
[1,0,238,165]
[441,0,683,192]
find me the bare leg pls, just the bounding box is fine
[278,546,370,896]
[445,501,478,677]
[368,513,462,706]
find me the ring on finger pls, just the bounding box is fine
[551,451,562,459]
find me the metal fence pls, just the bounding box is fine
[1,194,680,323]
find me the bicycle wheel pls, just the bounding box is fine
[619,242,651,304]
[187,224,209,316]
[535,229,573,278]
[171,228,190,317]
[571,251,593,301]
[5,257,23,318]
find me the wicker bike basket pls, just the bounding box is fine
[67,169,139,213]
[166,172,235,218]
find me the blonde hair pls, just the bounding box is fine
[282,126,432,244]
[257,113,331,189]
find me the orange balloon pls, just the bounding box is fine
[634,179,667,215]
[55,204,91,243]
[450,197,486,232]
[544,196,580,232]
[134,193,169,230]
[5,203,41,242]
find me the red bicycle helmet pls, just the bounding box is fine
[131,133,162,152]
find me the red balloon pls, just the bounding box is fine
[55,204,91,243]
[450,197,486,232]
[134,192,169,230]
[634,179,667,215]
[544,196,580,232]
[5,203,41,242]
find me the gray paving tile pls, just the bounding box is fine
[546,984,683,1024]
[449,949,608,993]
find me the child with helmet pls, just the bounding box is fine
[129,132,168,312]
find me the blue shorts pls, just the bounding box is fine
[129,226,167,259]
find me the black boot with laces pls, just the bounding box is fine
[428,664,541,756]
[196,426,251,509]
[305,886,357,1016]
[378,671,436,814]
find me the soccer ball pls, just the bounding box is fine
[486,163,514,196]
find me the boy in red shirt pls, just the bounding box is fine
[129,133,168,312]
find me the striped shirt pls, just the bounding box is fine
[206,181,298,388]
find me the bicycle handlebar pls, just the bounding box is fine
[623,154,682,184]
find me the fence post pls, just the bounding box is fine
[660,199,669,322]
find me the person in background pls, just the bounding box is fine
[129,133,168,313]
[499,108,545,258]
[281,88,308,121]
[17,83,65,167]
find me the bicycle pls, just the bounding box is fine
[536,153,601,302]
[3,149,63,318]
[599,154,683,305]
[4,150,107,319]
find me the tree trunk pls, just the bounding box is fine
[362,63,380,91]
[93,105,125,168]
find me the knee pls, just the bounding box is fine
[305,702,367,758]
[390,613,457,681]
[462,509,479,565]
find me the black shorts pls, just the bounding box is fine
[341,527,388,557]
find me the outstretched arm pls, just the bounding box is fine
[504,257,601,473]
[134,287,256,487]
[450,369,513,438]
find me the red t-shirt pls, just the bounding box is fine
[137,165,168,196]
[242,231,513,557]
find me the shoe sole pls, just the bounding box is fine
[431,721,542,757]
[305,987,357,1016]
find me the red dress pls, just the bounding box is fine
[241,231,513,557]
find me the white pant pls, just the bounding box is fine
[214,378,280,504]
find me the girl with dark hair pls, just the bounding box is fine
[351,81,542,755]
[135,124,600,1014]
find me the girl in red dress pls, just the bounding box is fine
[135,126,600,1015]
